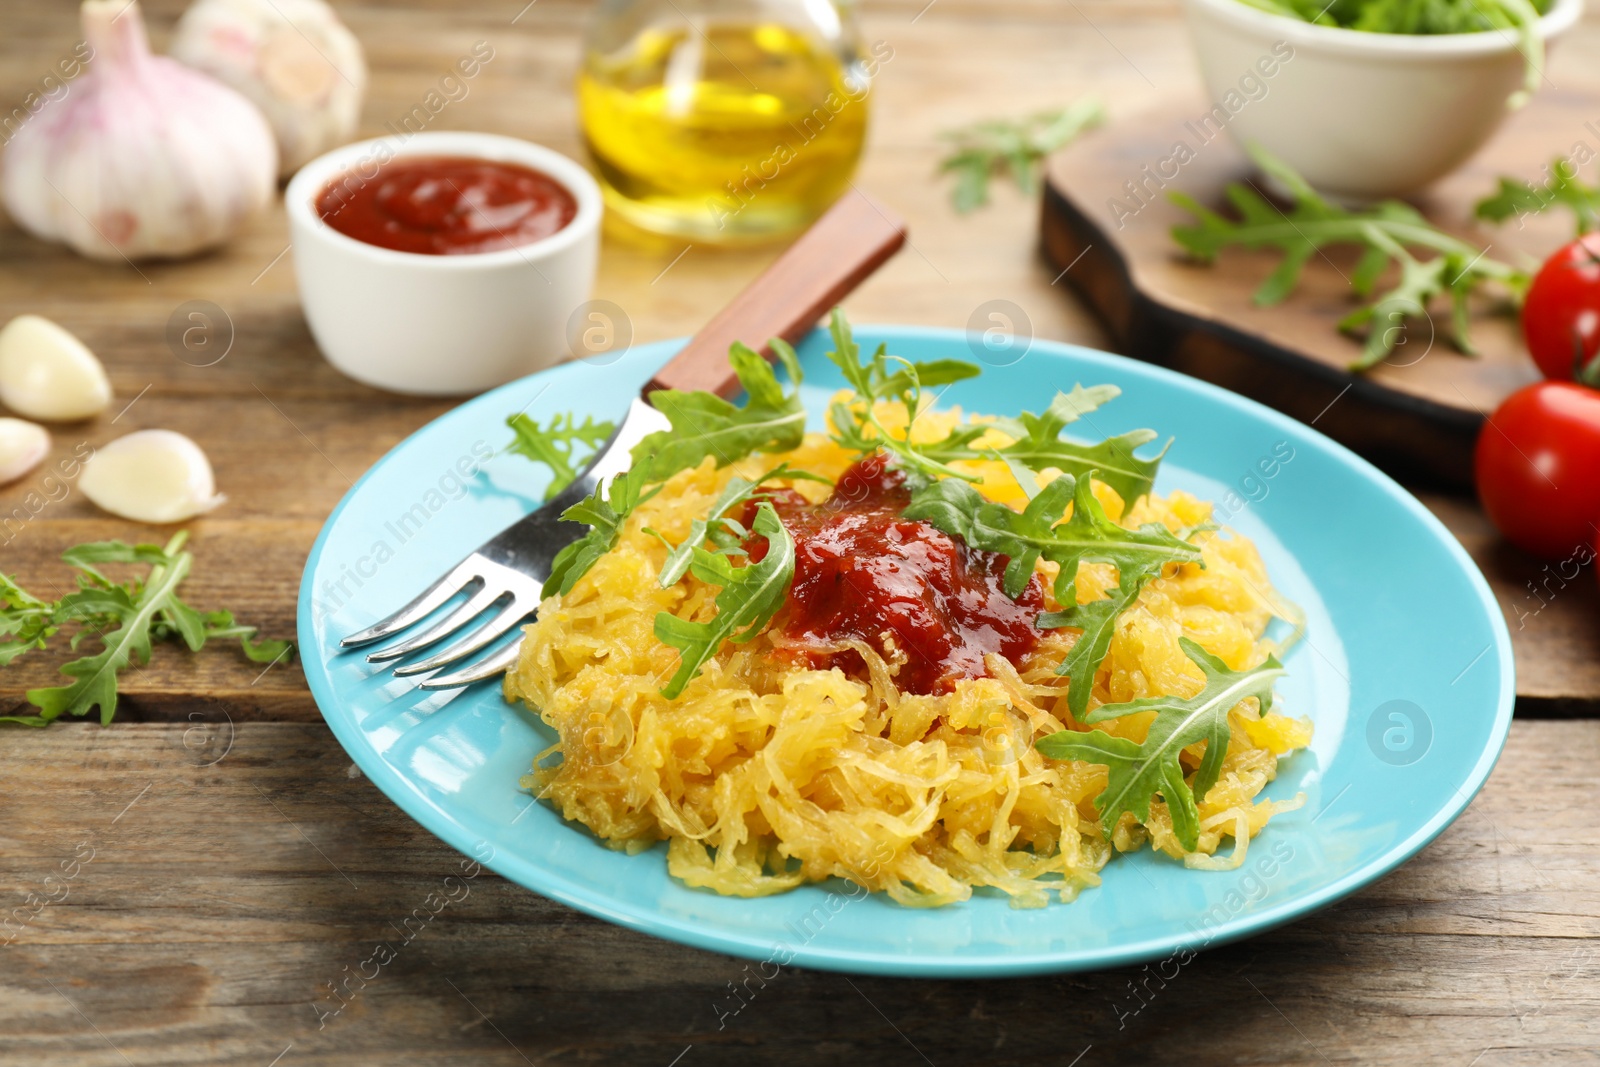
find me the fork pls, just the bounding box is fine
[340,190,908,688]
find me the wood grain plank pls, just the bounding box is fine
[1,720,1597,1066]
[1,0,1598,717]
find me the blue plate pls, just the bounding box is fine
[298,326,1513,977]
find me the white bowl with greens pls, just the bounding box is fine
[1184,0,1582,200]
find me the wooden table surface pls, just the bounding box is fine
[4,1,1600,1064]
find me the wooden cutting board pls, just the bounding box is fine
[1040,91,1597,488]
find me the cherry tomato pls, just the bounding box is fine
[1523,234,1600,381]
[1476,381,1600,559]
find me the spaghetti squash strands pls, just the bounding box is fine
[505,421,1310,908]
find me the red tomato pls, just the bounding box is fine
[1476,381,1600,559]
[1523,234,1600,381]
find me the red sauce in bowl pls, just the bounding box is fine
[315,156,578,255]
[744,454,1044,695]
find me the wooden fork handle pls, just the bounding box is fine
[642,189,908,398]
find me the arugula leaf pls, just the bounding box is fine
[0,573,57,667]
[650,462,826,588]
[199,609,295,664]
[1170,145,1529,370]
[905,471,1203,717]
[992,384,1168,506]
[632,340,807,481]
[543,466,661,598]
[1036,638,1284,851]
[1044,572,1146,724]
[506,412,616,501]
[903,471,1080,599]
[1476,157,1600,236]
[4,533,293,728]
[25,545,193,726]
[825,310,985,481]
[939,97,1105,213]
[653,502,796,699]
[541,339,810,598]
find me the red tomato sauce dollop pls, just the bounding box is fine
[745,454,1043,695]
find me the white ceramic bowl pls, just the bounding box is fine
[285,132,602,395]
[1184,0,1583,200]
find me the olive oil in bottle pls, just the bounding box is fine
[578,6,875,243]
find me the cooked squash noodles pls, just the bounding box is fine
[505,404,1311,908]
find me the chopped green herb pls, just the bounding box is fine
[2,533,293,727]
[1036,638,1284,851]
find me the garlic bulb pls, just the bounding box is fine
[1,0,278,262]
[0,314,112,421]
[171,0,367,177]
[0,418,51,485]
[80,430,225,524]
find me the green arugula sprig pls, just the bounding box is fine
[634,340,808,481]
[653,502,795,699]
[990,384,1168,507]
[0,573,54,667]
[905,471,1203,717]
[1476,157,1600,236]
[1036,639,1284,851]
[824,311,985,482]
[543,467,660,599]
[939,97,1105,213]
[540,339,807,599]
[649,462,827,588]
[1170,146,1529,370]
[506,412,616,501]
[2,534,293,727]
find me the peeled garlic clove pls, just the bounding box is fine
[80,430,225,524]
[0,417,50,485]
[0,314,113,420]
[171,0,367,177]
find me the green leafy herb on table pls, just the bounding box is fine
[1036,638,1284,851]
[1235,0,1550,102]
[906,470,1203,717]
[653,502,796,699]
[505,412,616,501]
[1170,145,1530,370]
[1476,158,1600,236]
[938,97,1106,213]
[1,533,293,727]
